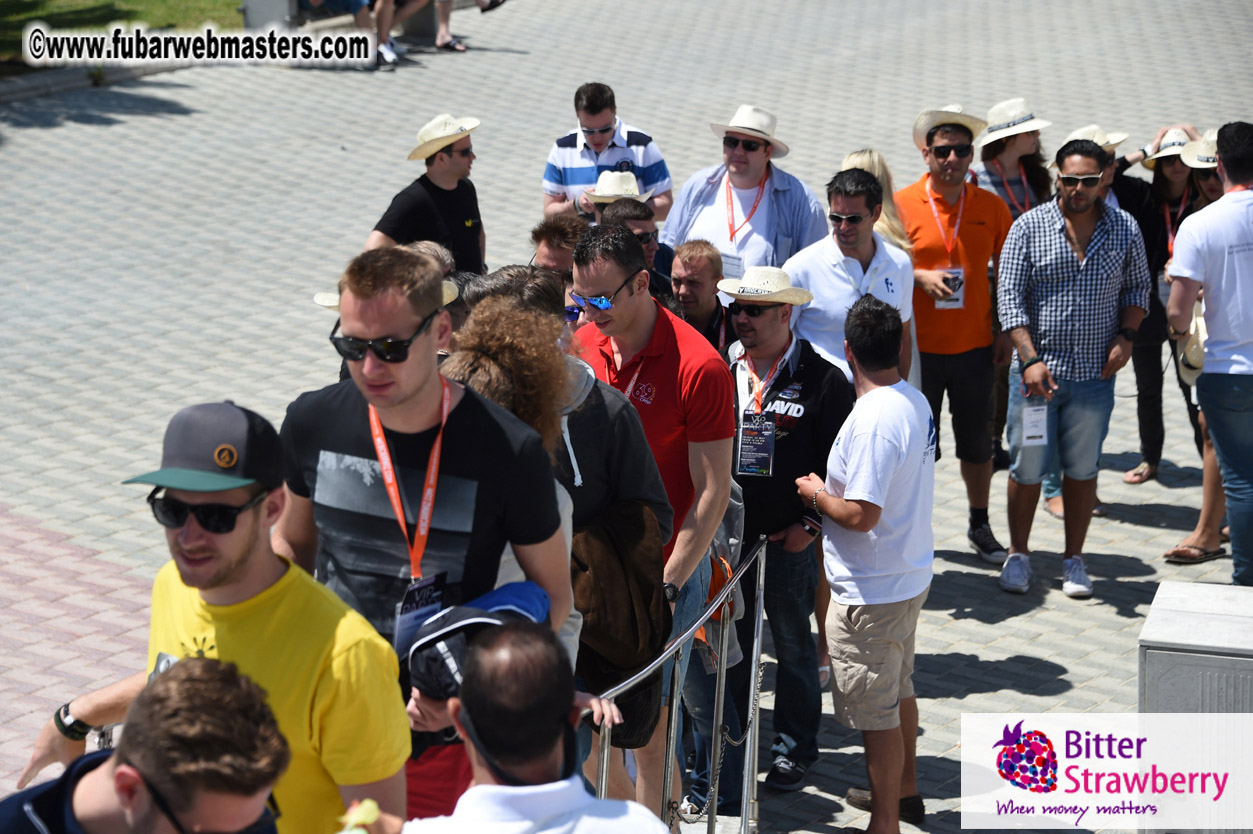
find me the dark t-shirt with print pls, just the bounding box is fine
[373,174,484,273]
[280,379,559,642]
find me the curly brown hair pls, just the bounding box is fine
[443,297,566,454]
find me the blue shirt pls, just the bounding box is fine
[542,118,671,202]
[998,198,1150,381]
[660,163,828,267]
[0,750,103,834]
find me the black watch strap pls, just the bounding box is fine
[1119,327,1139,342]
[663,582,680,603]
[54,703,95,742]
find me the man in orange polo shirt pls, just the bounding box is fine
[896,106,1014,565]
[571,223,734,821]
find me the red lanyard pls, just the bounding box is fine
[1230,185,1251,193]
[716,308,727,353]
[991,159,1032,216]
[368,377,451,579]
[726,170,769,243]
[926,176,965,267]
[743,337,790,414]
[1163,183,1191,257]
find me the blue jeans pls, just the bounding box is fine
[1197,374,1253,586]
[728,540,821,766]
[660,554,713,702]
[1008,376,1115,485]
[681,655,744,811]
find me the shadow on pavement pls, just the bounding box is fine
[1099,500,1199,532]
[0,80,196,130]
[916,653,1071,698]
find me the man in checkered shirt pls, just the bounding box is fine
[996,138,1150,599]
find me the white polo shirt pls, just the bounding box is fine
[402,774,668,834]
[1170,188,1253,375]
[785,233,914,379]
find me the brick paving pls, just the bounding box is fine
[2,0,1251,829]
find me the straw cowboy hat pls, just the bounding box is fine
[912,104,987,151]
[1176,302,1207,387]
[717,266,812,305]
[586,170,654,204]
[1143,127,1192,171]
[975,98,1052,148]
[407,114,480,161]
[313,280,459,312]
[1049,124,1129,167]
[710,105,790,158]
[1182,128,1220,169]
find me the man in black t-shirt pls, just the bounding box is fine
[274,246,570,818]
[367,114,487,273]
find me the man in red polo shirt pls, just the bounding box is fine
[571,223,734,819]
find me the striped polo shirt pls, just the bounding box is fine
[542,118,672,202]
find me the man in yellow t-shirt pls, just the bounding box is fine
[18,402,411,834]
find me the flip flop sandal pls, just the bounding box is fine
[1221,527,1231,543]
[1164,544,1227,565]
[436,37,467,51]
[1123,462,1158,484]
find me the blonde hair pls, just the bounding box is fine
[841,149,912,254]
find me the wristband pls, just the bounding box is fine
[54,703,94,742]
[1020,356,1042,372]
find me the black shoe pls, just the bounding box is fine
[845,786,925,825]
[968,522,1008,565]
[992,442,1011,472]
[762,756,808,792]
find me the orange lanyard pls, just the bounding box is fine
[926,176,965,267]
[726,170,769,243]
[991,159,1032,216]
[743,338,790,414]
[1230,185,1251,193]
[1163,183,1191,257]
[368,377,451,579]
[615,361,645,402]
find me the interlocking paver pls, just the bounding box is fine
[3,0,1252,829]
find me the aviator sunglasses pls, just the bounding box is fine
[329,309,439,363]
[581,124,615,136]
[1058,174,1103,188]
[929,143,974,160]
[829,212,867,226]
[138,768,280,834]
[148,488,268,535]
[570,271,637,312]
[722,136,764,153]
[728,301,783,317]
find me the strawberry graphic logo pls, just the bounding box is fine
[993,720,1058,793]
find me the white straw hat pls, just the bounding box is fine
[1143,127,1191,171]
[1049,125,1129,168]
[407,114,480,161]
[912,105,987,151]
[586,170,654,204]
[975,98,1052,148]
[1176,302,1207,387]
[716,266,812,305]
[710,105,789,158]
[1181,128,1220,169]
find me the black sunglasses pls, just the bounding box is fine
[1058,174,1103,188]
[929,143,974,160]
[451,146,473,158]
[581,124,614,136]
[829,212,867,226]
[139,770,280,834]
[634,230,659,246]
[329,310,438,363]
[148,488,268,535]
[728,301,783,318]
[723,136,764,153]
[1194,168,1220,182]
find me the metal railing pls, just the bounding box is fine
[590,535,768,833]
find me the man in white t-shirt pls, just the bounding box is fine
[787,167,915,382]
[795,295,936,831]
[659,105,827,279]
[1167,120,1253,587]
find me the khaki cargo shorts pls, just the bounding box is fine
[825,586,929,731]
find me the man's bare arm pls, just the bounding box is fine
[513,529,574,632]
[365,230,398,251]
[339,769,406,822]
[272,486,319,574]
[665,438,733,589]
[649,189,674,222]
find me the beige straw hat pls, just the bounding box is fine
[975,98,1052,148]
[407,114,480,161]
[912,105,987,151]
[1143,127,1191,171]
[1181,129,1220,169]
[710,105,790,158]
[586,170,654,204]
[717,266,812,305]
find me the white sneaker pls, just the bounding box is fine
[377,41,398,66]
[1062,556,1093,598]
[998,553,1033,594]
[386,36,408,56]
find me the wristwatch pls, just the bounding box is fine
[54,702,98,742]
[1118,327,1139,342]
[663,582,680,603]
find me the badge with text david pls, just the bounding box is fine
[960,713,1253,829]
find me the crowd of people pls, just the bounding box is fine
[4,80,1251,834]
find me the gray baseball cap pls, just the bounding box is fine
[123,401,282,492]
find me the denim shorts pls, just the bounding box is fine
[1007,375,1114,484]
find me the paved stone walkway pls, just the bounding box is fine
[2,0,1251,830]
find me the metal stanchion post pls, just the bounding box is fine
[739,543,767,833]
[595,715,613,799]
[660,646,684,824]
[706,598,733,833]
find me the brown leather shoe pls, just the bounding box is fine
[845,786,925,825]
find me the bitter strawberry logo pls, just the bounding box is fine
[994,720,1058,793]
